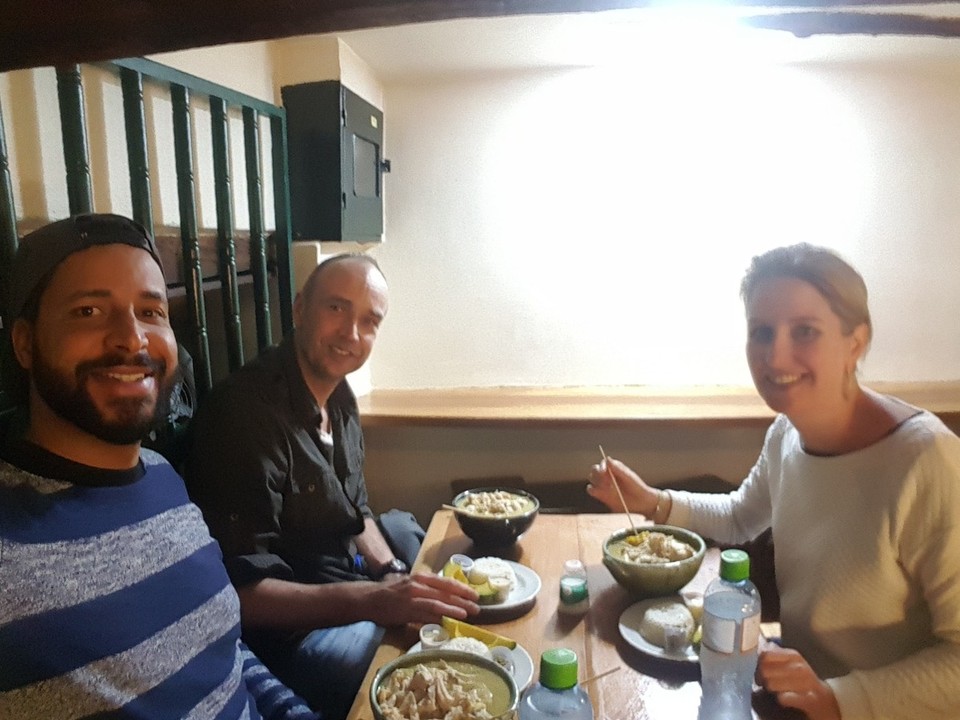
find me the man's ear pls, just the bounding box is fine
[292,291,303,330]
[10,318,34,371]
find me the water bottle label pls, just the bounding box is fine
[703,612,760,654]
[560,577,588,604]
[703,616,737,654]
[741,612,760,652]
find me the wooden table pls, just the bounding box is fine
[346,511,797,720]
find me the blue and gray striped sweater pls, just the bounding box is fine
[0,446,316,720]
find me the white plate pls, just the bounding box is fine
[442,559,542,619]
[482,561,541,616]
[618,597,699,663]
[407,640,535,691]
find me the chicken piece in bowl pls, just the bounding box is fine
[370,648,518,720]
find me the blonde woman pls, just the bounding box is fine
[588,244,960,720]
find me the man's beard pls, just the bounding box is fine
[31,348,176,445]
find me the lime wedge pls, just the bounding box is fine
[440,616,517,649]
[441,560,468,584]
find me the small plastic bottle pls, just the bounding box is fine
[557,559,589,615]
[519,648,594,720]
[697,548,762,720]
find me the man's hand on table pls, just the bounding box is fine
[757,646,841,720]
[364,572,480,626]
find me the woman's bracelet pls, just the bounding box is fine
[653,489,666,523]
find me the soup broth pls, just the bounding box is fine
[376,659,512,720]
[610,530,695,564]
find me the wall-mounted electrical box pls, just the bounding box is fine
[281,81,387,242]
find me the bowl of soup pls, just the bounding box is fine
[451,487,539,546]
[602,525,706,598]
[370,648,519,720]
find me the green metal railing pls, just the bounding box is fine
[120,66,153,231]
[244,106,273,351]
[210,95,244,373]
[0,101,17,300]
[0,57,294,405]
[0,100,18,415]
[171,83,214,395]
[56,65,94,215]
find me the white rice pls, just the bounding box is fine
[638,599,695,649]
[442,637,492,659]
[471,557,518,592]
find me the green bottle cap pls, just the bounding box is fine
[538,648,579,690]
[719,548,751,582]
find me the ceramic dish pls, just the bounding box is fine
[618,597,699,663]
[459,559,541,620]
[371,649,518,720]
[483,561,540,616]
[603,525,706,598]
[441,558,541,619]
[450,487,539,546]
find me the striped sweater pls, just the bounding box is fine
[0,445,262,719]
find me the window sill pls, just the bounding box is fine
[356,382,960,428]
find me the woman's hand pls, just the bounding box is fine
[758,646,842,720]
[586,456,659,518]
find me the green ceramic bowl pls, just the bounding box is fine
[602,525,706,598]
[370,648,519,720]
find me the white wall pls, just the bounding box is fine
[149,43,275,104]
[368,60,960,390]
[357,54,960,522]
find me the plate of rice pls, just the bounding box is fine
[445,557,541,619]
[618,596,699,663]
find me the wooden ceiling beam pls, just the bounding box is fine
[743,11,960,38]
[3,0,960,73]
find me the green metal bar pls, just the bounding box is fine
[243,106,272,351]
[210,95,244,372]
[110,57,282,118]
[56,65,93,214]
[0,99,19,312]
[0,98,19,413]
[270,112,294,337]
[171,84,213,396]
[120,67,153,230]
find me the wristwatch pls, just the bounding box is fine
[376,558,410,579]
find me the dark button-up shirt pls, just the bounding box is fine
[184,336,372,587]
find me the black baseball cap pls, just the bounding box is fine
[4,213,163,328]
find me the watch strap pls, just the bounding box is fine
[376,558,409,579]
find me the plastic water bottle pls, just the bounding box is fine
[519,648,594,720]
[558,559,590,615]
[697,548,761,720]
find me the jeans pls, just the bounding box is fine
[256,621,385,720]
[247,510,421,718]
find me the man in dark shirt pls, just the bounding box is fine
[184,254,478,720]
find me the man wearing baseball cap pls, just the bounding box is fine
[0,214,316,719]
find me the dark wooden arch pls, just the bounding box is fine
[4,0,960,73]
